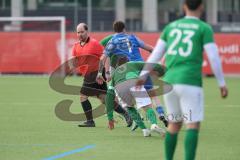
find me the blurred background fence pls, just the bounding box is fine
[0,0,240,75]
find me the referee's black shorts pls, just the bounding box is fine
[80,71,107,96]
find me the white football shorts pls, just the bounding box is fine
[163,84,204,123]
[114,79,152,109]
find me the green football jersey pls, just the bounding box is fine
[161,17,214,87]
[112,62,165,86]
[100,34,113,47]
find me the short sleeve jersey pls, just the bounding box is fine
[72,37,103,75]
[160,17,214,87]
[100,35,113,47]
[104,33,144,62]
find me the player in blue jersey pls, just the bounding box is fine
[97,21,167,133]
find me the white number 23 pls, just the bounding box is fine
[167,29,195,57]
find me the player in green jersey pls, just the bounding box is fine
[137,0,228,159]
[100,34,113,47]
[98,27,168,129]
[110,60,166,137]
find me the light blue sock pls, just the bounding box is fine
[156,106,165,117]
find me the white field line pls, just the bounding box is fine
[205,104,239,108]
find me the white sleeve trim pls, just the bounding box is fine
[146,39,166,63]
[204,43,226,87]
[140,39,166,77]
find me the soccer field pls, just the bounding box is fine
[0,76,239,160]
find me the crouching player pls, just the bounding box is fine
[105,59,166,137]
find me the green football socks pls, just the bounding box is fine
[105,89,115,120]
[146,108,158,124]
[165,131,178,160]
[164,129,198,160]
[127,107,146,129]
[184,129,199,160]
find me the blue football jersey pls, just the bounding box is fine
[104,33,144,61]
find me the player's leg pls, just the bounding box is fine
[78,93,95,127]
[150,93,168,127]
[177,84,203,160]
[114,87,145,129]
[184,122,200,160]
[141,105,158,125]
[98,92,131,124]
[105,86,115,121]
[114,104,133,127]
[163,85,182,160]
[131,86,165,136]
[126,107,149,135]
[105,85,133,127]
[115,82,150,137]
[131,85,155,124]
[78,71,108,127]
[165,122,182,160]
[144,76,168,127]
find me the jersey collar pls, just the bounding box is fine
[185,16,199,20]
[80,37,90,46]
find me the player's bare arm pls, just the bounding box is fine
[141,43,153,53]
[96,54,107,84]
[104,57,111,82]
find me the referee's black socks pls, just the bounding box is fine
[81,100,93,122]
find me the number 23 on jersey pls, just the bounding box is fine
[167,28,195,57]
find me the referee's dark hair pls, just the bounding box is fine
[113,21,125,33]
[185,0,202,10]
